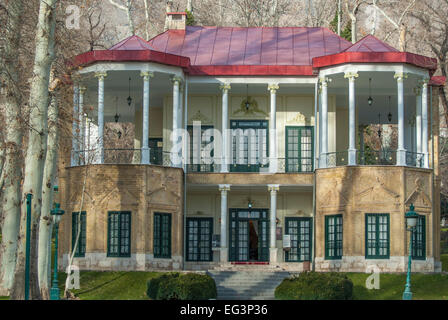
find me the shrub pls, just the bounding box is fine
[441,229,448,254]
[275,271,353,300]
[146,273,179,300]
[147,273,217,300]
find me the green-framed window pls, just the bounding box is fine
[230,120,268,172]
[365,213,390,259]
[187,125,214,172]
[154,212,172,258]
[285,126,314,172]
[107,211,131,257]
[325,214,343,260]
[285,217,312,262]
[186,218,213,261]
[72,211,86,257]
[412,215,426,260]
[149,138,163,165]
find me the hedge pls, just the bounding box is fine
[275,271,353,300]
[147,273,217,300]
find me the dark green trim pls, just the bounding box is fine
[186,217,213,261]
[107,211,131,258]
[153,212,172,259]
[187,125,214,172]
[285,217,313,262]
[72,212,86,258]
[285,126,314,173]
[412,215,426,260]
[325,214,343,260]
[365,213,390,259]
[149,138,163,165]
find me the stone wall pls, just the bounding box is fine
[58,164,184,271]
[315,166,440,272]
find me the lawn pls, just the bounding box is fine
[57,271,161,300]
[348,273,448,300]
[441,254,448,272]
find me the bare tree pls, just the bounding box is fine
[345,0,369,43]
[108,0,135,36]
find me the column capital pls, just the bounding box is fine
[344,72,359,82]
[171,76,182,85]
[140,71,154,81]
[79,86,87,94]
[413,87,421,96]
[219,83,231,92]
[268,184,280,193]
[420,77,430,86]
[394,72,408,81]
[219,184,231,192]
[319,77,331,86]
[94,72,108,80]
[268,83,279,93]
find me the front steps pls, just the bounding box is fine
[208,271,290,300]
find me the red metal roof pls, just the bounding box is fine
[343,35,399,53]
[109,35,157,51]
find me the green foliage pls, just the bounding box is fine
[148,273,217,300]
[146,273,179,300]
[329,11,339,34]
[275,272,353,300]
[186,10,195,26]
[442,229,448,254]
[441,254,448,272]
[341,22,352,42]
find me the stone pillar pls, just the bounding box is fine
[172,76,182,167]
[415,87,422,155]
[220,84,231,173]
[421,78,429,168]
[95,72,107,164]
[268,84,279,173]
[268,184,279,263]
[78,86,86,165]
[141,71,154,164]
[344,72,358,165]
[71,84,79,166]
[219,184,231,263]
[394,72,408,166]
[319,77,329,168]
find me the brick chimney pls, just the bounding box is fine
[164,1,187,31]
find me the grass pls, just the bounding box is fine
[348,273,448,300]
[441,254,448,272]
[58,271,160,300]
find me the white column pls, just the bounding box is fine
[219,184,230,263]
[319,77,329,168]
[268,184,279,263]
[415,87,422,156]
[71,84,79,166]
[141,71,154,164]
[220,84,231,173]
[178,84,184,131]
[268,84,279,173]
[95,72,107,164]
[172,76,181,167]
[394,72,408,166]
[78,86,86,165]
[344,72,358,165]
[421,78,429,168]
[318,84,322,166]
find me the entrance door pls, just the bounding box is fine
[229,209,269,262]
[149,138,163,165]
[285,217,312,262]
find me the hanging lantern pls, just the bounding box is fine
[127,77,133,106]
[387,96,392,122]
[245,84,250,111]
[377,113,382,138]
[114,113,120,123]
[114,97,120,123]
[368,78,373,106]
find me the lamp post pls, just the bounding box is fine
[50,186,65,300]
[403,203,418,300]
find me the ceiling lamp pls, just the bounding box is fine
[377,113,382,139]
[127,77,133,107]
[248,198,253,209]
[114,97,120,123]
[245,84,250,111]
[387,96,392,122]
[368,78,373,106]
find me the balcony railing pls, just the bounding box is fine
[324,150,424,168]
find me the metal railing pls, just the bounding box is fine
[406,151,424,168]
[325,151,348,168]
[358,150,396,166]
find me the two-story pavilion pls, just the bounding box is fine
[58,12,445,273]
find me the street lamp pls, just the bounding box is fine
[50,186,65,300]
[403,203,418,300]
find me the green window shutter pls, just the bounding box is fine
[325,214,343,260]
[72,212,86,257]
[412,215,426,260]
[187,125,214,172]
[154,213,172,258]
[107,211,131,257]
[285,126,314,172]
[285,217,312,262]
[186,218,213,261]
[365,213,390,259]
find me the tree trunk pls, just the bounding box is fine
[10,0,58,300]
[351,17,357,43]
[37,84,59,300]
[399,24,406,52]
[0,0,24,297]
